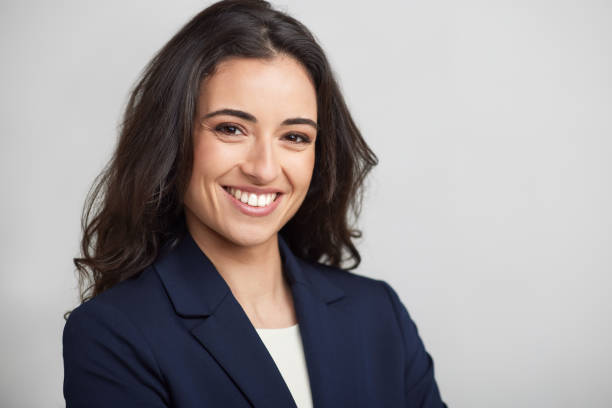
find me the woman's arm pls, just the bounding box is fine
[63,301,169,407]
[380,280,447,408]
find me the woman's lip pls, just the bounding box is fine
[222,186,283,217]
[222,185,284,195]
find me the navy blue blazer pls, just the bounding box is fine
[63,233,446,407]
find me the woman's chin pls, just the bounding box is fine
[221,227,279,249]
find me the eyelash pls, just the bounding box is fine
[213,123,312,145]
[214,124,244,136]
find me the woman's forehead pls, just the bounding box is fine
[197,55,317,122]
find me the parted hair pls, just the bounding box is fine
[73,0,378,306]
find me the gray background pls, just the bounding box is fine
[1,0,611,407]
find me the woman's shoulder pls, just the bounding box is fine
[64,265,170,335]
[62,266,170,406]
[297,258,406,312]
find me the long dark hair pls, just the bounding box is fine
[73,0,378,306]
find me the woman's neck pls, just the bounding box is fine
[187,223,297,328]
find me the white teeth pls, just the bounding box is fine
[257,195,266,207]
[226,187,279,208]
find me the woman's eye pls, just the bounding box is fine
[284,133,311,144]
[214,124,244,136]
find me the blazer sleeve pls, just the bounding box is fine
[380,280,447,408]
[62,300,169,407]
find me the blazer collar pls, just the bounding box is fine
[154,232,351,407]
[154,232,344,318]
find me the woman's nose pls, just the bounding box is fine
[240,137,280,184]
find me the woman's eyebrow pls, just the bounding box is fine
[202,108,256,122]
[202,108,317,130]
[281,117,318,130]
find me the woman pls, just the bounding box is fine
[63,1,446,407]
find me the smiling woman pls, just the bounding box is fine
[62,0,446,407]
[185,56,318,252]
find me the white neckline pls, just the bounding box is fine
[255,323,299,332]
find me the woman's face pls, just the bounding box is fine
[184,55,318,249]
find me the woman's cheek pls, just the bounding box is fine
[292,150,315,186]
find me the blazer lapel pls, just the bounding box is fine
[278,237,367,407]
[191,291,298,407]
[155,234,296,407]
[155,233,359,408]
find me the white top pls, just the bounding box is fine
[255,324,314,408]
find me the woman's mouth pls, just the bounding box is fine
[222,186,283,216]
[223,186,279,207]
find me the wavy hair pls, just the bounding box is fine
[73,0,378,307]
